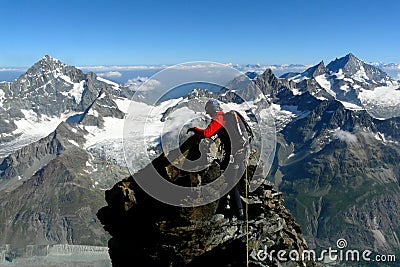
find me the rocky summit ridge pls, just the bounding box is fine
[97,136,317,267]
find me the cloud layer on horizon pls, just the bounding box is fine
[98,71,123,78]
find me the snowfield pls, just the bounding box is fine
[59,75,86,103]
[359,85,400,110]
[315,74,335,97]
[288,65,400,118]
[359,84,400,118]
[0,111,79,158]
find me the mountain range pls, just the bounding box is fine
[2,61,399,87]
[245,54,400,264]
[0,54,399,266]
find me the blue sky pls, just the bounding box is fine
[1,0,399,67]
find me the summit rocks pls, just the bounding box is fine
[97,136,317,267]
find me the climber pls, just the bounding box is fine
[187,98,252,220]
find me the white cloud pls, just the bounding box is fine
[139,79,162,92]
[168,63,231,70]
[98,71,122,78]
[125,76,148,91]
[79,63,232,72]
[79,65,166,72]
[0,67,26,72]
[126,77,161,92]
[77,63,313,76]
[333,129,358,143]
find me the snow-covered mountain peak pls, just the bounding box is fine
[40,54,64,65]
[285,54,400,118]
[0,55,129,158]
[326,53,392,86]
[326,53,361,73]
[26,55,68,76]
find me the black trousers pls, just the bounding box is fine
[223,151,246,213]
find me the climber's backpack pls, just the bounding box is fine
[223,110,253,153]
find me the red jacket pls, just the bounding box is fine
[193,111,226,138]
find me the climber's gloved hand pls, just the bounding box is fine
[187,127,195,134]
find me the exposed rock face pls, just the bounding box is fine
[254,67,400,259]
[302,61,327,78]
[0,56,134,260]
[326,53,392,85]
[0,122,71,190]
[0,122,109,248]
[97,136,316,266]
[0,55,127,145]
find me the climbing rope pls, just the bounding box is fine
[245,164,249,267]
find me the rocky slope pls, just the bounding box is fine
[0,122,110,248]
[252,62,400,264]
[0,55,128,149]
[0,56,133,259]
[288,53,400,119]
[97,136,316,267]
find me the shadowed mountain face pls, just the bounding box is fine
[97,136,316,267]
[0,56,132,261]
[0,122,109,248]
[251,61,400,262]
[326,53,391,83]
[0,55,128,146]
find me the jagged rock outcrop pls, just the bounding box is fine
[302,61,327,78]
[251,69,294,100]
[0,122,80,190]
[97,136,317,267]
[253,66,400,259]
[0,122,110,249]
[326,53,392,85]
[0,55,127,145]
